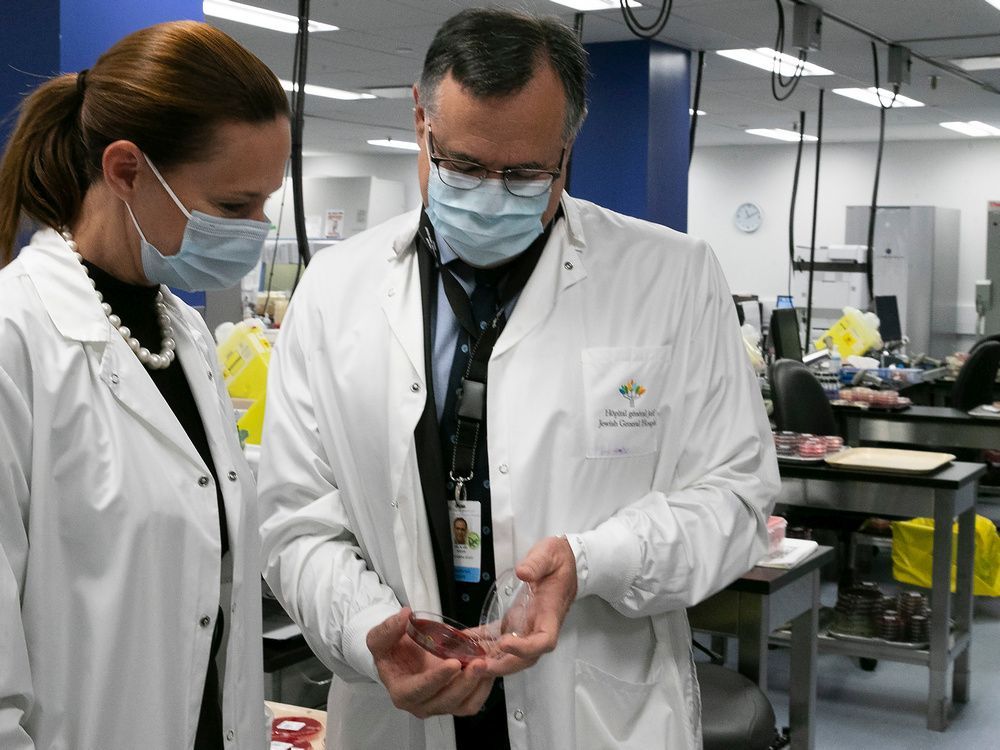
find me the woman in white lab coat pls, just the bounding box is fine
[0,21,289,750]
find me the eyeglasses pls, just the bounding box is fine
[426,125,564,198]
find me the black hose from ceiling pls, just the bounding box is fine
[804,88,824,353]
[788,110,806,296]
[865,42,899,305]
[619,0,673,39]
[688,50,705,168]
[291,0,312,281]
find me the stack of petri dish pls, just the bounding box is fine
[877,610,904,641]
[833,584,883,637]
[774,431,799,457]
[797,434,827,459]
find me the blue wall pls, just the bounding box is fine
[1,0,202,147]
[570,39,690,232]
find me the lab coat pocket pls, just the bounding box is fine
[574,646,672,750]
[581,346,672,458]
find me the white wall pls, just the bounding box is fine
[688,138,1000,343]
[303,152,421,214]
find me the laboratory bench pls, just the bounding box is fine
[776,460,983,731]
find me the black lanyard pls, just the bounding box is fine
[417,210,552,505]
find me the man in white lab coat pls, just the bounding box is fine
[258,8,779,750]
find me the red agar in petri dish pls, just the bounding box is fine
[407,614,486,665]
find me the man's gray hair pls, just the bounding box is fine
[418,8,589,141]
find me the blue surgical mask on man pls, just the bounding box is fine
[125,154,270,291]
[425,167,549,268]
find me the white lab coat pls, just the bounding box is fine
[0,229,266,750]
[258,195,779,750]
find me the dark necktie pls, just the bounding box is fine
[438,264,503,626]
[438,264,511,750]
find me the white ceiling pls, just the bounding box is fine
[207,0,1000,154]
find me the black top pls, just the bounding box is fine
[83,260,227,749]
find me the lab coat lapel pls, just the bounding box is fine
[18,229,206,471]
[379,239,432,511]
[492,195,588,359]
[97,320,207,472]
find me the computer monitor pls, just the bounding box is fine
[769,307,803,361]
[776,294,795,309]
[874,295,903,343]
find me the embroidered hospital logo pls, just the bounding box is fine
[619,379,646,407]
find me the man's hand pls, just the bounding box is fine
[366,608,495,718]
[486,536,578,677]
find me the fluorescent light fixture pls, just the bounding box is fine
[716,48,835,77]
[940,120,1000,137]
[204,0,338,33]
[832,87,924,108]
[951,55,1000,72]
[367,138,420,151]
[365,86,414,99]
[690,108,706,116]
[279,79,376,101]
[746,128,818,142]
[547,0,641,10]
[984,0,1000,11]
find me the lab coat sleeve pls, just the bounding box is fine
[258,299,400,684]
[0,364,36,750]
[569,242,780,613]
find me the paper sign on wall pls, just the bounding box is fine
[324,209,345,239]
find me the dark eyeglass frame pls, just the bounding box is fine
[426,125,565,198]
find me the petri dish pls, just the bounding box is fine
[407,612,488,665]
[406,569,534,664]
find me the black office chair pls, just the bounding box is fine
[951,341,1000,411]
[769,358,837,435]
[769,358,868,588]
[968,333,1000,355]
[697,662,779,750]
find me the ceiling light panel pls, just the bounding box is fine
[832,87,924,108]
[203,0,338,34]
[940,121,1000,137]
[746,128,818,142]
[716,48,835,77]
[950,55,1000,72]
[367,138,420,151]
[279,80,376,101]
[547,0,641,10]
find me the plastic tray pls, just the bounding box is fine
[826,628,928,650]
[825,447,955,474]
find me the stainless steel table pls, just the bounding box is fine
[776,460,984,731]
[689,546,834,750]
[836,404,1000,451]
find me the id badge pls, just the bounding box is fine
[448,500,482,583]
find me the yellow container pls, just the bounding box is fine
[891,515,1000,597]
[236,397,266,446]
[217,322,271,400]
[813,308,882,358]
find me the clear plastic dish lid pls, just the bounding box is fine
[406,569,534,665]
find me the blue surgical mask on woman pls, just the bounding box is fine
[425,168,549,268]
[125,154,270,291]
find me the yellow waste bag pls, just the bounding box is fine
[813,307,882,359]
[891,515,1000,597]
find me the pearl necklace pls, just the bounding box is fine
[60,228,176,370]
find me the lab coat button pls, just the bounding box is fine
[199,615,212,628]
[513,709,524,721]
[498,463,509,474]
[226,728,235,741]
[198,475,210,487]
[391,499,399,509]
[110,372,120,385]
[410,382,421,392]
[227,471,238,481]
[387,287,396,297]
[208,371,214,381]
[563,261,574,270]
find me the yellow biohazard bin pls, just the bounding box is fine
[891,515,1000,597]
